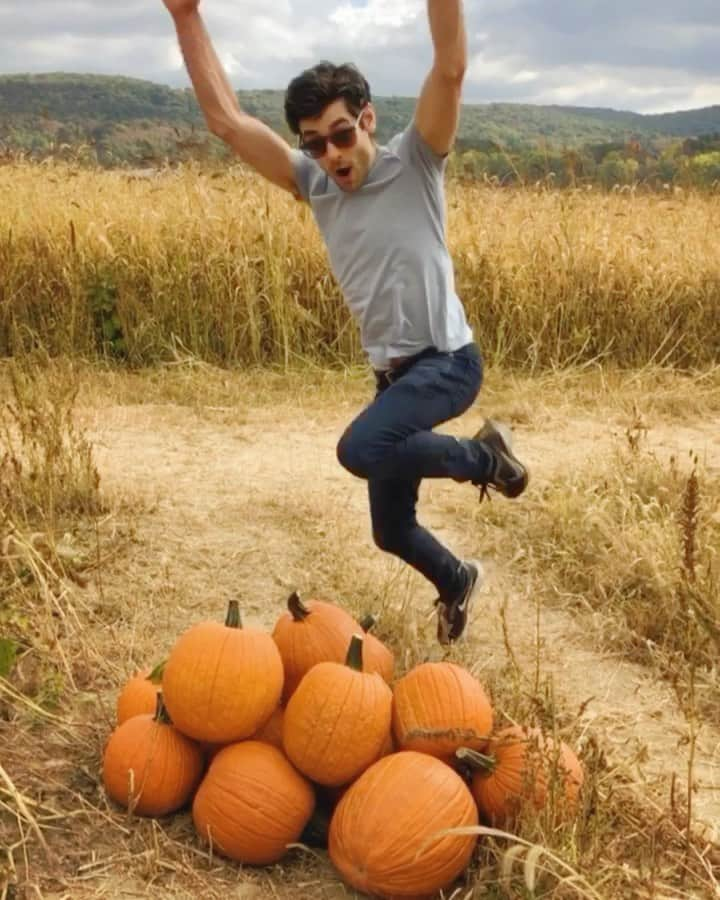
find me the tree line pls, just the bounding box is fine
[1,74,719,189]
[448,135,720,190]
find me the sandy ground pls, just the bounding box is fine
[80,377,720,849]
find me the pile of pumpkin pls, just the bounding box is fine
[104,594,584,899]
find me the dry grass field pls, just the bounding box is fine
[1,162,719,369]
[1,164,719,899]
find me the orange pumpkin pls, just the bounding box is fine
[283,634,393,787]
[392,662,493,764]
[458,725,584,826]
[162,601,283,743]
[329,751,478,898]
[116,661,165,724]
[192,741,315,865]
[253,705,285,750]
[272,592,360,702]
[359,613,395,684]
[102,694,203,817]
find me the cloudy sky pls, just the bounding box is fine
[1,0,719,113]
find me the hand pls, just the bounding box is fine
[162,0,201,18]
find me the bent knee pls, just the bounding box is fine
[337,430,372,478]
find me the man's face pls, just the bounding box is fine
[298,99,377,192]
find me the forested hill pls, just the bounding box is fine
[2,72,720,150]
[3,73,720,187]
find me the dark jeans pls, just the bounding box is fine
[336,343,492,599]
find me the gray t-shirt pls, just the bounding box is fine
[292,123,473,370]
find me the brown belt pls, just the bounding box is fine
[374,346,440,389]
[387,346,438,370]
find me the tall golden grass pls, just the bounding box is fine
[1,160,719,369]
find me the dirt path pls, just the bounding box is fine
[85,390,720,841]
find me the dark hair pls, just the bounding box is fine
[284,62,372,134]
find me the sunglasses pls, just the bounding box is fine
[299,109,366,160]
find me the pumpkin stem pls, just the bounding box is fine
[456,746,497,772]
[225,600,243,628]
[359,613,376,632]
[345,634,364,671]
[288,591,311,622]
[154,692,172,725]
[147,659,166,683]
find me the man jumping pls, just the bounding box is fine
[161,0,528,643]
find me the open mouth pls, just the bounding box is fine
[335,165,352,180]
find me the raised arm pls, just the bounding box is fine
[414,0,467,156]
[162,0,298,194]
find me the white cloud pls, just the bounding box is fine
[0,0,719,113]
[467,52,532,84]
[683,81,720,110]
[222,16,315,66]
[10,32,176,73]
[511,70,539,84]
[330,0,421,33]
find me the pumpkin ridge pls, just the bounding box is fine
[332,664,383,776]
[436,665,452,725]
[193,743,314,863]
[431,664,450,729]
[381,822,476,886]
[244,629,261,733]
[167,731,190,803]
[156,728,171,802]
[177,622,219,733]
[295,666,337,761]
[360,676,391,752]
[198,797,291,851]
[450,664,476,731]
[135,719,164,804]
[214,797,299,842]
[331,752,478,895]
[383,830,475,891]
[205,625,233,733]
[398,668,421,740]
[495,750,532,793]
[372,767,469,872]
[334,670,388,773]
[237,759,313,819]
[153,722,174,793]
[335,666,367,748]
[469,727,583,825]
[169,734,185,798]
[310,664,357,773]
[123,720,160,808]
[450,664,468,724]
[415,665,434,733]
[356,756,419,865]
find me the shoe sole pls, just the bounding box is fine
[457,559,484,643]
[474,419,528,499]
[437,559,485,645]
